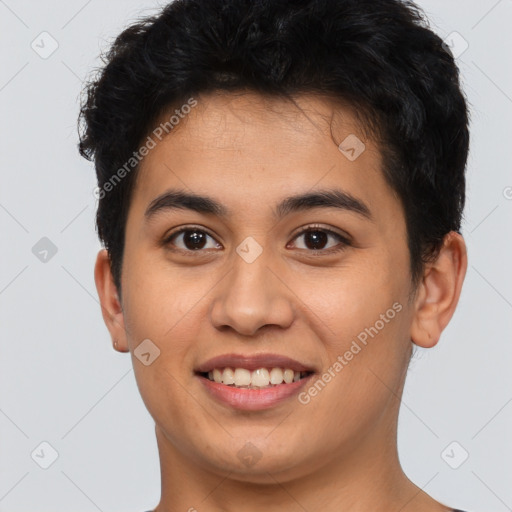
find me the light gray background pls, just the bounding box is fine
[0,0,511,511]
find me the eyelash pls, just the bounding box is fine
[162,224,352,257]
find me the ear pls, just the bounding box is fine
[94,249,129,352]
[411,232,467,348]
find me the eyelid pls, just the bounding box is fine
[164,224,216,240]
[290,223,352,244]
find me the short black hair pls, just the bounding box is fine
[78,0,470,294]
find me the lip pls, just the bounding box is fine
[197,372,315,411]
[194,352,317,411]
[194,352,317,373]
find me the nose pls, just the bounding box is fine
[209,248,295,337]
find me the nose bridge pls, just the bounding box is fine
[210,240,294,336]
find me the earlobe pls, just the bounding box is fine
[410,232,467,348]
[94,249,129,352]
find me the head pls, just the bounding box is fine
[80,0,469,483]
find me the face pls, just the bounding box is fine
[113,91,417,481]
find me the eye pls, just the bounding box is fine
[163,226,221,252]
[288,225,351,254]
[163,224,351,255]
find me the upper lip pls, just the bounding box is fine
[195,353,317,373]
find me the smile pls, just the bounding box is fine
[194,352,317,410]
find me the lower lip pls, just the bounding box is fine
[197,374,314,411]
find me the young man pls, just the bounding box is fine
[79,0,470,510]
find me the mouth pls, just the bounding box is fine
[194,353,317,410]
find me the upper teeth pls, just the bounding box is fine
[207,367,307,388]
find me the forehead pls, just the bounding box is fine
[130,90,395,222]
[151,91,371,152]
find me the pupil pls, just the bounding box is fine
[305,230,327,250]
[184,230,206,250]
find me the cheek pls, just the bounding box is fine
[121,248,198,341]
[297,306,410,447]
[290,250,407,345]
[121,246,213,363]
[120,265,206,437]
[290,252,411,422]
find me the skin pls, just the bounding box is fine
[95,90,467,512]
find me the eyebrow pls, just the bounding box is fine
[144,188,372,222]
